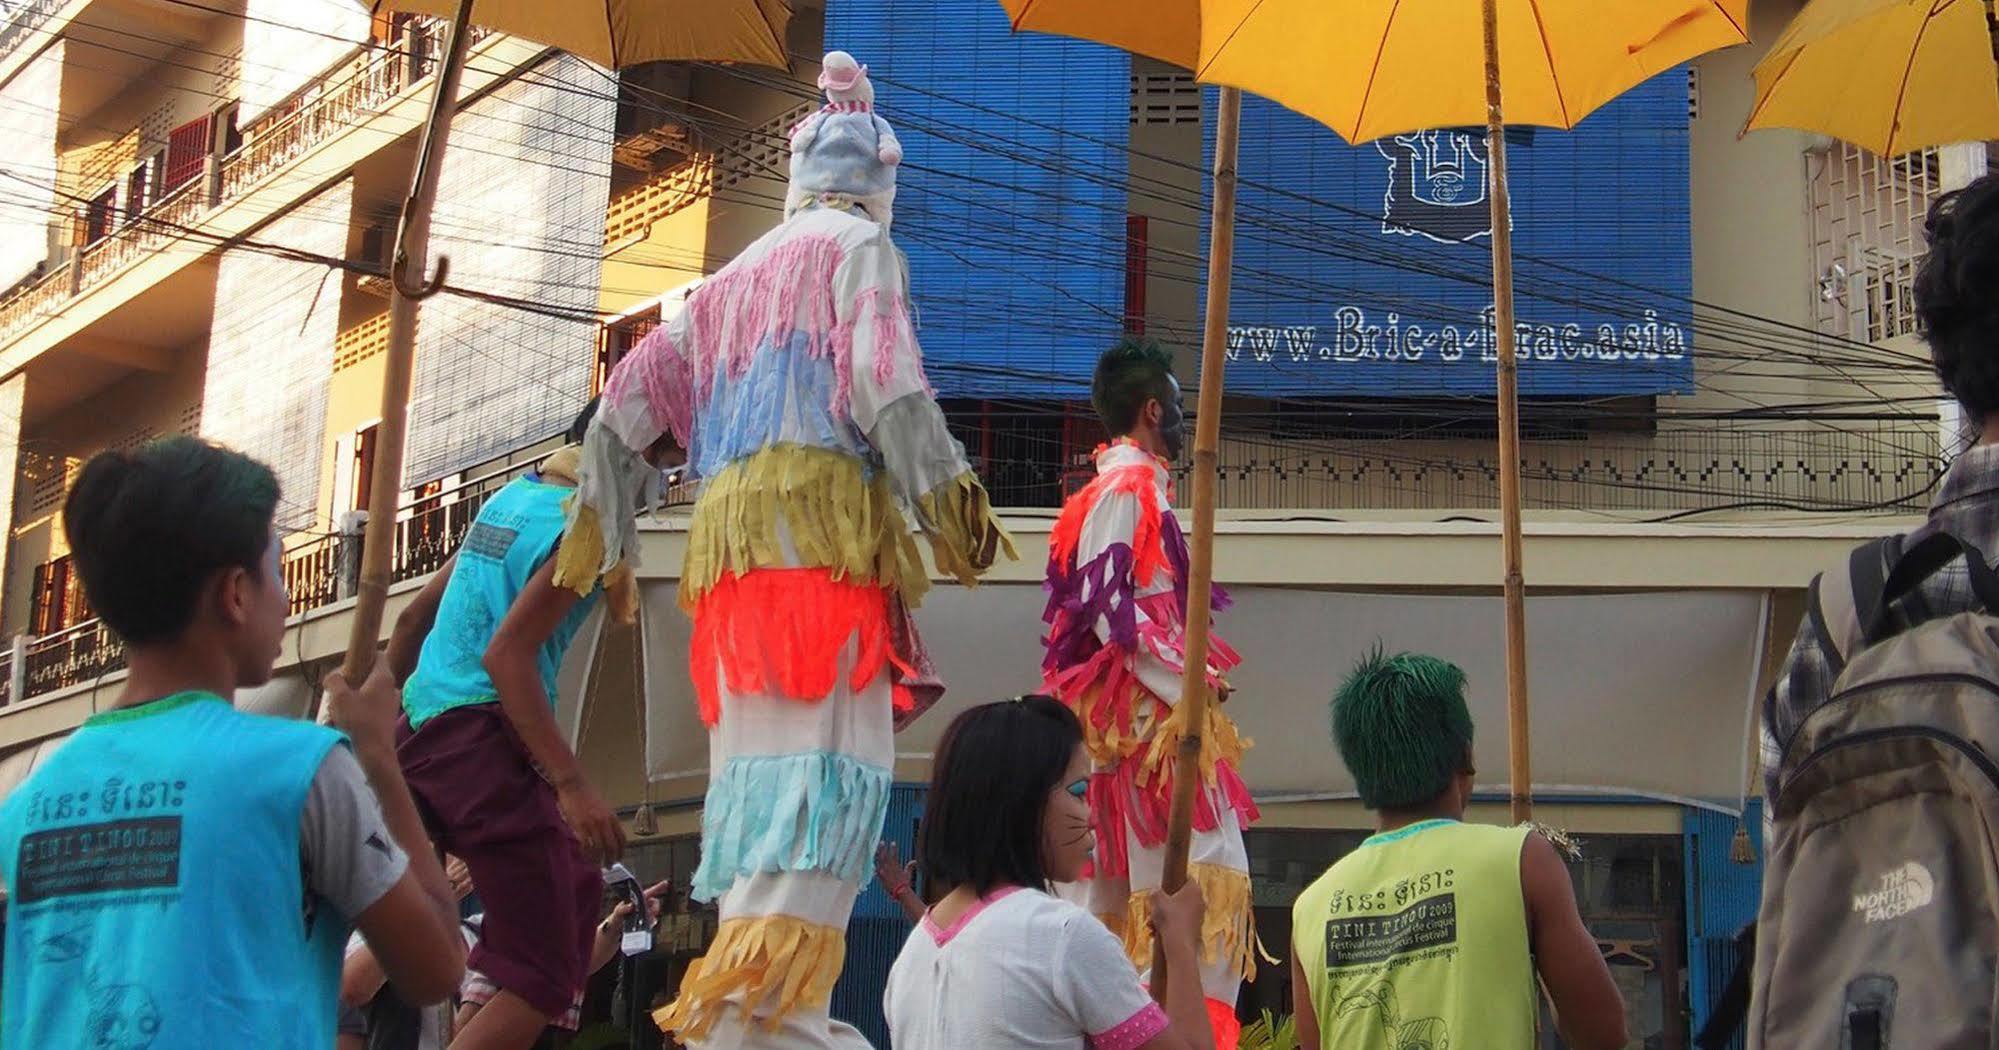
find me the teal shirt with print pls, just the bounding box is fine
[402,475,600,728]
[0,693,348,1048]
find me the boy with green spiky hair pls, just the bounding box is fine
[1288,649,1627,1050]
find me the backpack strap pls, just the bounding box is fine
[1811,535,1901,679]
[1865,530,1999,645]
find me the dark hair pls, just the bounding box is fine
[1917,175,1999,421]
[920,695,1083,896]
[1331,648,1474,811]
[566,397,600,444]
[62,436,280,645]
[1091,336,1177,435]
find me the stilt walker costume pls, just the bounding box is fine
[556,51,1014,1050]
[1042,356,1258,1046]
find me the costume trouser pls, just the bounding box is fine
[657,605,892,1050]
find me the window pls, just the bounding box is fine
[29,555,87,636]
[596,305,661,394]
[123,152,160,227]
[80,186,116,246]
[1123,215,1148,335]
[163,114,213,194]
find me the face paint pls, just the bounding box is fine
[1157,375,1186,461]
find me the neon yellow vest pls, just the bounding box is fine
[1292,819,1535,1050]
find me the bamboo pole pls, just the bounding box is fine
[340,0,475,682]
[1151,84,1240,1004]
[1480,0,1532,825]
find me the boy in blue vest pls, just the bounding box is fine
[0,436,467,1048]
[386,399,682,1050]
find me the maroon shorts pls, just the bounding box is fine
[397,703,603,1019]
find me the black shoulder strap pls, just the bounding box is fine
[1811,535,1901,678]
[1847,534,1902,653]
[1866,530,1999,645]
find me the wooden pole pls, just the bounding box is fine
[1151,84,1240,1004]
[1481,0,1532,825]
[339,0,475,682]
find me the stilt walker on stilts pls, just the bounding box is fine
[556,51,1014,1050]
[1042,337,1258,1050]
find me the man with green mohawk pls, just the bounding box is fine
[1288,649,1627,1050]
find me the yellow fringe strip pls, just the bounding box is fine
[1120,863,1261,982]
[653,914,848,1041]
[1136,693,1252,795]
[552,499,606,598]
[680,445,930,610]
[546,467,642,625]
[914,471,1018,586]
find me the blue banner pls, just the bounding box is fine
[1213,72,1696,397]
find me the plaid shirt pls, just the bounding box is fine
[1761,442,1999,821]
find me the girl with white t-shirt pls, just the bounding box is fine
[884,696,1216,1050]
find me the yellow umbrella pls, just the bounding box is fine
[1746,0,1999,159]
[1198,1,1748,142]
[376,0,790,68]
[336,0,792,683]
[999,0,1198,68]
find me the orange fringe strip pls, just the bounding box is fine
[1049,461,1167,590]
[689,568,913,726]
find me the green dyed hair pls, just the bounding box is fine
[1330,648,1475,811]
[1091,336,1176,435]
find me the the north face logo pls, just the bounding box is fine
[1852,861,1935,923]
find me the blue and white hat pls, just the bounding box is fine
[786,51,903,227]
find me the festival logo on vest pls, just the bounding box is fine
[1851,860,1935,923]
[1376,130,1507,244]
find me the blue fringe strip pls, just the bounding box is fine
[691,749,893,902]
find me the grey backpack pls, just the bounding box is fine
[1750,531,1999,1050]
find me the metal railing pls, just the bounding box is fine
[9,450,555,704]
[0,0,65,63]
[0,18,488,343]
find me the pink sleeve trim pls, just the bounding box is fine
[1088,1002,1169,1050]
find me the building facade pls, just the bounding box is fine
[0,0,1968,1046]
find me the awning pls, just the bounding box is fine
[636,580,1765,804]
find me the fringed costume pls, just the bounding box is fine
[1043,438,1258,1049]
[556,51,1012,1050]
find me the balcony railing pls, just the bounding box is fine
[0,0,65,63]
[4,446,602,705]
[0,19,489,344]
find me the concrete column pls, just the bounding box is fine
[0,375,25,639]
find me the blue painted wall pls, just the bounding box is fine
[827,0,1130,399]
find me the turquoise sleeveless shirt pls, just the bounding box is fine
[402,476,600,728]
[0,693,347,1048]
